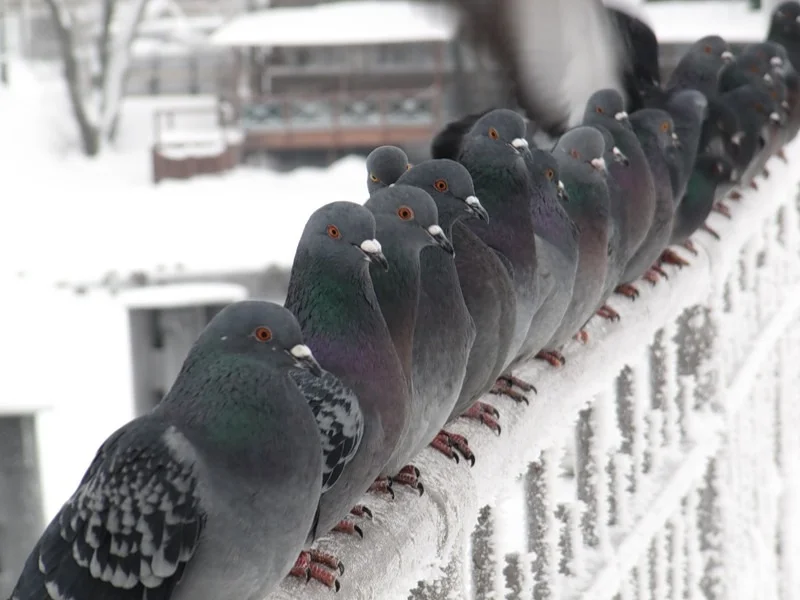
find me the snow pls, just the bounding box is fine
[209,0,458,48]
[118,281,247,309]
[639,1,768,44]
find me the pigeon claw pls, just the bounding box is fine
[713,202,733,219]
[350,505,373,519]
[367,476,395,499]
[643,268,662,286]
[728,190,743,201]
[701,223,721,240]
[391,470,424,496]
[499,373,537,394]
[462,401,502,435]
[535,348,566,367]
[777,148,788,163]
[659,248,691,268]
[573,329,590,344]
[762,167,770,179]
[615,283,640,299]
[309,549,345,575]
[308,563,341,592]
[749,180,759,190]
[434,430,475,466]
[398,464,421,478]
[430,433,461,463]
[596,304,621,321]
[333,519,364,538]
[682,239,700,255]
[289,552,342,591]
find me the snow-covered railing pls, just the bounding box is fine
[272,138,800,600]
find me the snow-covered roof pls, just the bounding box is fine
[639,1,768,44]
[209,0,458,48]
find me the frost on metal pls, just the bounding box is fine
[271,140,800,600]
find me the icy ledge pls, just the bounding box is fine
[272,138,800,600]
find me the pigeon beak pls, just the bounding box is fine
[771,56,784,67]
[730,168,740,182]
[359,238,389,270]
[288,344,322,377]
[614,111,629,121]
[612,146,630,166]
[721,50,734,63]
[465,195,490,222]
[731,131,744,146]
[672,132,682,148]
[770,111,783,125]
[796,15,800,23]
[589,157,607,172]
[782,100,791,111]
[426,224,454,255]
[510,138,529,153]
[557,180,569,202]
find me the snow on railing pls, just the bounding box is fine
[269,137,800,600]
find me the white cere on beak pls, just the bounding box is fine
[613,147,623,157]
[590,157,606,171]
[771,56,783,67]
[764,73,774,84]
[389,183,395,187]
[722,51,734,62]
[290,344,313,359]
[672,132,680,141]
[360,239,382,254]
[466,195,481,207]
[770,112,782,123]
[428,224,444,236]
[731,132,744,145]
[796,15,800,23]
[558,180,566,193]
[511,138,529,149]
[615,111,628,121]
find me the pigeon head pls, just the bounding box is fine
[631,108,681,152]
[395,159,489,225]
[196,300,322,376]
[592,123,630,167]
[553,126,608,180]
[696,154,736,184]
[366,145,411,194]
[743,41,789,74]
[770,1,800,38]
[529,148,569,203]
[690,35,733,64]
[365,184,454,255]
[466,108,530,159]
[584,88,628,125]
[707,98,745,152]
[299,201,389,271]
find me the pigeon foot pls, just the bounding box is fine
[615,283,640,299]
[289,551,343,591]
[332,518,364,537]
[712,202,732,219]
[433,430,474,466]
[535,349,566,367]
[762,166,770,179]
[728,190,743,201]
[643,268,663,286]
[777,148,788,163]
[682,239,699,255]
[498,373,537,393]
[596,304,621,321]
[350,505,373,519]
[391,465,424,496]
[700,223,721,240]
[462,401,502,434]
[573,329,590,344]
[749,180,759,190]
[660,248,691,268]
[490,378,531,404]
[367,476,395,499]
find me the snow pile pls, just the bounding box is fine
[640,1,768,44]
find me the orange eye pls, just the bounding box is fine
[488,127,500,140]
[397,205,414,220]
[704,45,712,54]
[545,168,555,180]
[434,179,448,192]
[660,121,670,132]
[595,106,604,114]
[327,225,341,239]
[253,326,272,342]
[369,173,379,183]
[754,102,764,112]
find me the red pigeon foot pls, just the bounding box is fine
[596,304,621,321]
[491,377,531,404]
[615,283,640,299]
[433,430,474,466]
[749,180,759,190]
[498,373,536,393]
[333,518,364,537]
[349,505,372,519]
[701,223,721,240]
[536,348,566,367]
[392,468,424,495]
[461,401,502,434]
[367,476,394,498]
[574,329,590,344]
[660,248,691,268]
[762,167,770,179]
[729,190,743,200]
[777,148,788,163]
[713,202,732,219]
[643,267,664,285]
[682,239,699,255]
[289,551,342,591]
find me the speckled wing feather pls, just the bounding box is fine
[292,369,364,493]
[11,419,205,600]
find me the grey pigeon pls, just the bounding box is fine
[393,160,491,463]
[545,126,611,349]
[518,148,580,368]
[617,109,681,295]
[768,2,800,72]
[11,301,324,600]
[366,145,410,194]
[364,184,454,489]
[284,202,411,545]
[660,89,708,201]
[666,35,733,99]
[582,90,657,303]
[459,108,539,401]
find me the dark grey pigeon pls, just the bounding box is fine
[616,109,680,296]
[666,35,733,99]
[11,301,324,600]
[366,145,410,194]
[768,2,800,72]
[545,126,611,349]
[459,108,539,401]
[394,160,491,463]
[284,202,411,542]
[660,89,708,201]
[364,184,454,489]
[518,148,580,368]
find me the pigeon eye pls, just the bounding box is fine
[704,45,712,54]
[595,106,604,114]
[660,121,670,132]
[488,127,500,140]
[253,327,272,342]
[754,102,764,112]
[545,168,555,180]
[397,205,414,220]
[434,179,448,192]
[369,173,380,183]
[327,225,341,239]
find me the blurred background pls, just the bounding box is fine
[0,0,783,595]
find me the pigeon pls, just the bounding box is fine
[519,147,580,368]
[458,108,539,401]
[659,89,709,202]
[617,108,681,293]
[582,89,657,301]
[665,35,733,100]
[545,125,611,348]
[670,154,736,253]
[364,184,455,489]
[700,96,745,164]
[11,301,324,600]
[393,159,491,463]
[284,201,412,547]
[366,145,411,194]
[768,2,800,72]
[608,6,661,112]
[431,109,494,161]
